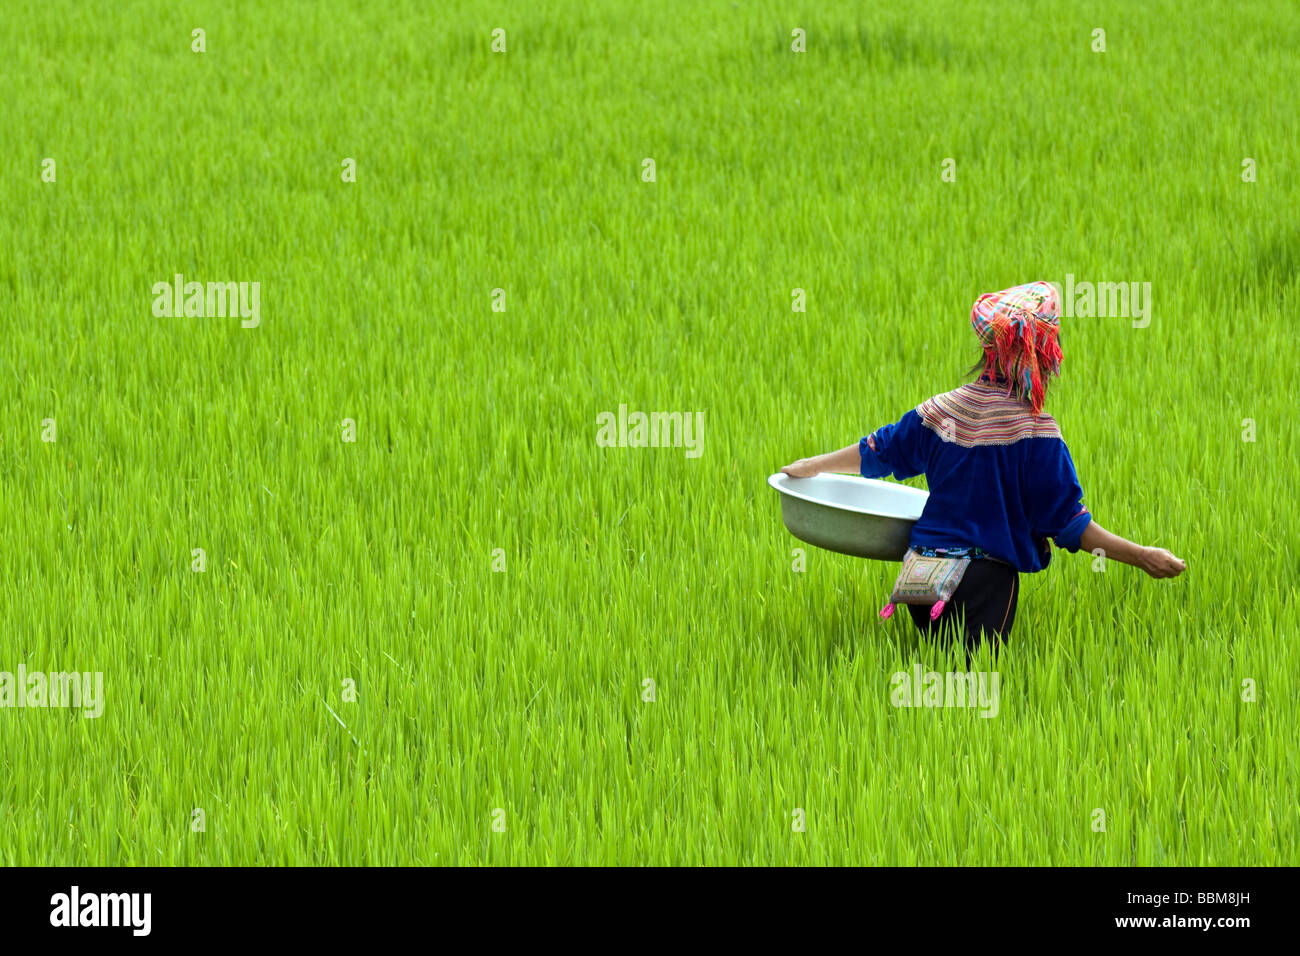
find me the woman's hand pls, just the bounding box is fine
[781,457,822,478]
[1078,521,1186,579]
[1139,547,1187,579]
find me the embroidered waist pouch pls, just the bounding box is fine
[878,546,991,621]
[878,548,972,624]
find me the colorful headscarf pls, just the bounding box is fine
[970,280,1063,416]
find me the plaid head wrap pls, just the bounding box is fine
[970,280,1064,416]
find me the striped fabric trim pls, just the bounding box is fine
[917,383,1061,447]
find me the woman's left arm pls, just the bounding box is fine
[780,442,864,478]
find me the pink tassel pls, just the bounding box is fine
[929,600,946,621]
[879,603,895,620]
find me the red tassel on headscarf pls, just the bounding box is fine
[971,281,1064,416]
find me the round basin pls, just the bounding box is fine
[767,472,928,561]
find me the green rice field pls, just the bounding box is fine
[0,0,1297,865]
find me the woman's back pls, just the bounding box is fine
[863,380,1092,572]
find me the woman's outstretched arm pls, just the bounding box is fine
[780,442,863,478]
[1077,520,1186,578]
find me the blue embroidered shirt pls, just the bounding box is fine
[858,382,1092,573]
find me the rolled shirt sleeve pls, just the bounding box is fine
[1028,439,1092,552]
[859,409,928,481]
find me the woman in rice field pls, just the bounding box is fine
[780,280,1185,650]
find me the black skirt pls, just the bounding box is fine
[905,558,1019,650]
